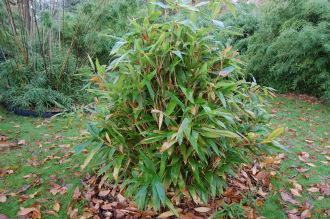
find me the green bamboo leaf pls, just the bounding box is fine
[135,186,148,209]
[172,50,183,59]
[165,99,177,115]
[152,182,161,210]
[140,135,167,144]
[145,80,155,100]
[200,128,241,139]
[212,19,225,28]
[81,143,102,169]
[179,86,195,104]
[176,118,191,145]
[110,41,126,55]
[154,179,166,203]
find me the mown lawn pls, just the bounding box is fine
[0,96,329,218]
[0,108,88,218]
[261,96,330,218]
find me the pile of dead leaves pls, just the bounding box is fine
[280,93,327,105]
[65,153,286,219]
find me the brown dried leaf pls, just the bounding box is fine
[53,202,60,212]
[194,207,211,213]
[157,211,174,218]
[101,203,112,210]
[290,188,302,197]
[73,186,81,200]
[117,193,126,203]
[67,207,78,219]
[0,194,6,203]
[306,163,316,167]
[98,190,110,197]
[280,192,299,205]
[296,167,309,173]
[320,186,330,196]
[18,139,26,145]
[301,209,311,219]
[306,187,319,193]
[18,207,35,216]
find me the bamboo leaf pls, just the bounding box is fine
[176,118,191,145]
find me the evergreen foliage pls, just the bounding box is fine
[244,0,330,100]
[0,0,144,113]
[79,1,283,213]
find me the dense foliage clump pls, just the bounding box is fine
[81,2,283,212]
[0,0,144,113]
[220,2,260,53]
[244,0,330,100]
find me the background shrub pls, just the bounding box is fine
[244,0,330,100]
[80,1,283,213]
[0,0,144,112]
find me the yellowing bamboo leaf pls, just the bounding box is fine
[105,132,112,145]
[261,127,284,144]
[113,166,119,181]
[160,139,177,153]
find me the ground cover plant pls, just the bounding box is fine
[244,0,330,101]
[81,1,284,213]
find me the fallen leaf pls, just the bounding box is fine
[296,167,309,173]
[180,212,204,219]
[320,186,330,196]
[17,184,31,194]
[301,209,311,219]
[53,202,60,212]
[157,211,174,218]
[280,192,299,205]
[49,184,67,195]
[293,182,303,191]
[0,194,6,203]
[18,139,26,145]
[257,187,267,197]
[101,203,112,210]
[306,163,316,167]
[45,210,58,216]
[117,193,126,203]
[67,206,78,219]
[18,207,35,216]
[304,139,314,144]
[73,187,81,200]
[194,207,211,213]
[307,187,319,193]
[290,188,301,197]
[98,190,110,197]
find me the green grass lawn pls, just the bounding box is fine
[260,97,330,219]
[0,96,329,218]
[0,108,88,218]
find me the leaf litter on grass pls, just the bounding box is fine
[260,96,330,219]
[1,98,329,218]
